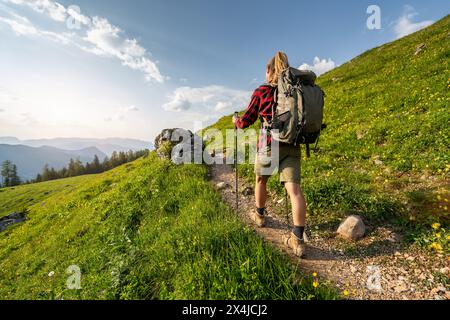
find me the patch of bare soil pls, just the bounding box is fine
[210,164,449,300]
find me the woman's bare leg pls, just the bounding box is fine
[255,176,269,209]
[284,182,307,227]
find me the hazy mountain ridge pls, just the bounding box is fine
[0,137,153,156]
[0,144,107,181]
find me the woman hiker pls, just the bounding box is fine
[232,51,307,258]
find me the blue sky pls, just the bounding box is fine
[0,0,448,141]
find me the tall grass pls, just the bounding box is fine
[202,16,450,253]
[0,154,336,300]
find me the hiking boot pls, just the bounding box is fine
[282,232,306,258]
[250,210,266,228]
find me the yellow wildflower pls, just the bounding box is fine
[343,290,349,296]
[313,272,318,277]
[430,243,443,251]
[313,281,319,288]
[432,223,441,230]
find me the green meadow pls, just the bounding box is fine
[204,15,449,252]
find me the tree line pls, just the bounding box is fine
[33,150,149,183]
[0,149,149,188]
[1,160,21,187]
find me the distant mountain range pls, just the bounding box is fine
[0,137,153,156]
[0,144,107,181]
[0,137,153,181]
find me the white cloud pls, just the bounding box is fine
[299,57,336,76]
[4,0,67,22]
[162,93,192,112]
[393,6,434,39]
[66,5,90,26]
[162,86,250,123]
[215,101,233,111]
[2,0,165,83]
[104,105,140,122]
[0,14,73,44]
[125,105,139,112]
[0,15,38,35]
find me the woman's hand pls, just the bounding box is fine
[232,115,238,126]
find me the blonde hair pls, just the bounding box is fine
[267,51,290,86]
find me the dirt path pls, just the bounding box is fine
[209,163,449,300]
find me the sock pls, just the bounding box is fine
[293,226,305,241]
[256,207,265,216]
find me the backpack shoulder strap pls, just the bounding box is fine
[260,84,277,129]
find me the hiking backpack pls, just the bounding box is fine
[265,67,325,157]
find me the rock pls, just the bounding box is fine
[394,282,408,293]
[154,128,204,165]
[439,267,449,276]
[242,187,253,196]
[0,211,28,232]
[216,182,229,190]
[414,43,426,56]
[388,233,399,243]
[374,159,383,166]
[373,155,383,166]
[436,286,446,294]
[337,215,366,241]
[350,265,357,274]
[398,268,408,275]
[430,288,439,296]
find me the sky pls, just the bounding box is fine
[0,0,448,141]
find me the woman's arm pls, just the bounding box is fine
[233,90,260,129]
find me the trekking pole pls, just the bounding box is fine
[234,112,239,212]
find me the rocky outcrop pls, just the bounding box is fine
[0,211,28,232]
[154,128,204,165]
[414,43,426,56]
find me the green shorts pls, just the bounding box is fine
[255,143,301,184]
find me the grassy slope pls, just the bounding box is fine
[204,16,449,250]
[0,154,336,300]
[0,175,96,218]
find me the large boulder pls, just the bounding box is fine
[0,211,28,232]
[337,215,366,241]
[154,128,204,165]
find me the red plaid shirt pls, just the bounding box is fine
[235,84,276,150]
